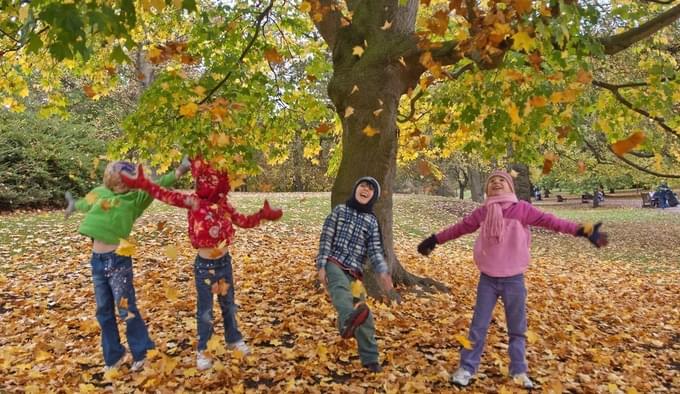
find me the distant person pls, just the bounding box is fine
[416,170,608,389]
[656,182,670,209]
[65,160,189,373]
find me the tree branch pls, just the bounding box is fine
[608,146,680,178]
[592,79,680,139]
[309,0,343,49]
[600,3,680,55]
[199,1,274,105]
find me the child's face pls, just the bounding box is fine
[486,176,512,196]
[355,181,375,204]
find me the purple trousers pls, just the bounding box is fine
[460,273,528,376]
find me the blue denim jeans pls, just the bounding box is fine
[460,273,528,376]
[90,252,154,365]
[194,253,242,350]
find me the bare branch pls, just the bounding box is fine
[199,1,274,105]
[608,146,680,178]
[600,3,680,55]
[592,79,680,139]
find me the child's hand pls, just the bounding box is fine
[120,164,148,188]
[378,272,401,305]
[64,191,75,219]
[577,222,609,248]
[317,267,328,291]
[417,234,438,256]
[261,200,283,221]
[175,156,191,177]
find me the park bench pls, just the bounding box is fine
[641,192,655,208]
[581,193,593,203]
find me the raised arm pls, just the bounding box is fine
[121,165,198,211]
[223,199,282,229]
[436,207,485,243]
[522,202,580,235]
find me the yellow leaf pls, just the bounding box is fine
[363,125,379,137]
[34,349,51,362]
[164,244,178,259]
[526,330,539,343]
[183,367,198,377]
[511,31,536,52]
[229,174,245,190]
[118,297,128,310]
[608,383,618,393]
[316,342,328,362]
[381,20,392,30]
[399,57,406,67]
[350,85,359,94]
[207,335,226,356]
[352,46,365,57]
[597,117,612,134]
[455,334,473,350]
[344,106,355,118]
[179,102,199,118]
[350,281,364,298]
[193,86,206,96]
[299,1,311,12]
[626,388,639,394]
[507,102,521,125]
[165,285,179,302]
[116,239,136,257]
[103,367,121,380]
[85,192,99,205]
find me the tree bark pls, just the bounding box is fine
[468,165,485,202]
[510,163,531,202]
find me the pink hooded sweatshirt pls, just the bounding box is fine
[435,171,580,277]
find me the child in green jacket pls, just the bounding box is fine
[65,160,189,372]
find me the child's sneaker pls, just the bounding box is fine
[103,353,127,372]
[228,340,251,356]
[196,351,212,371]
[341,303,370,339]
[130,359,145,372]
[363,362,382,373]
[512,373,534,389]
[449,367,474,387]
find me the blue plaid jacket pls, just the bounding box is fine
[316,204,388,274]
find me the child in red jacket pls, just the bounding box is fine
[122,158,282,370]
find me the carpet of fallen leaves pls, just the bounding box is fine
[0,193,678,393]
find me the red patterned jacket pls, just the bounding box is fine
[121,158,282,249]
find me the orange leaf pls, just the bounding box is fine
[362,125,379,137]
[315,123,332,134]
[416,160,431,176]
[611,132,645,157]
[513,0,532,14]
[264,48,284,64]
[578,160,586,174]
[83,85,96,98]
[542,152,556,175]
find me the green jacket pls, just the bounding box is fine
[76,172,177,244]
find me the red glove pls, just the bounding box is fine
[261,200,283,221]
[120,164,150,189]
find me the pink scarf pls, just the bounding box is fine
[481,193,519,243]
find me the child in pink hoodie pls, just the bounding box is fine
[417,170,608,389]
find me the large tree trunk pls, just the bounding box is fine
[468,165,485,202]
[326,1,448,298]
[510,163,532,202]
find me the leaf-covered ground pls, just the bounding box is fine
[1,193,678,393]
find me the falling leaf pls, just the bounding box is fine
[542,152,556,175]
[83,85,96,98]
[611,132,645,157]
[399,57,407,67]
[352,46,365,57]
[455,334,473,350]
[416,160,431,177]
[119,297,128,310]
[315,123,332,134]
[362,125,379,137]
[116,239,136,257]
[179,102,199,118]
[193,85,206,96]
[509,169,519,178]
[299,1,311,12]
[350,85,359,94]
[350,281,364,298]
[264,48,284,64]
[576,69,593,84]
[344,107,355,118]
[373,108,383,117]
[578,160,586,174]
[381,20,392,30]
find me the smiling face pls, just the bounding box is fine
[355,181,375,204]
[486,175,513,197]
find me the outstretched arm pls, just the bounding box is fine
[223,199,282,228]
[121,165,198,210]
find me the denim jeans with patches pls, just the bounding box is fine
[194,253,242,351]
[90,252,154,366]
